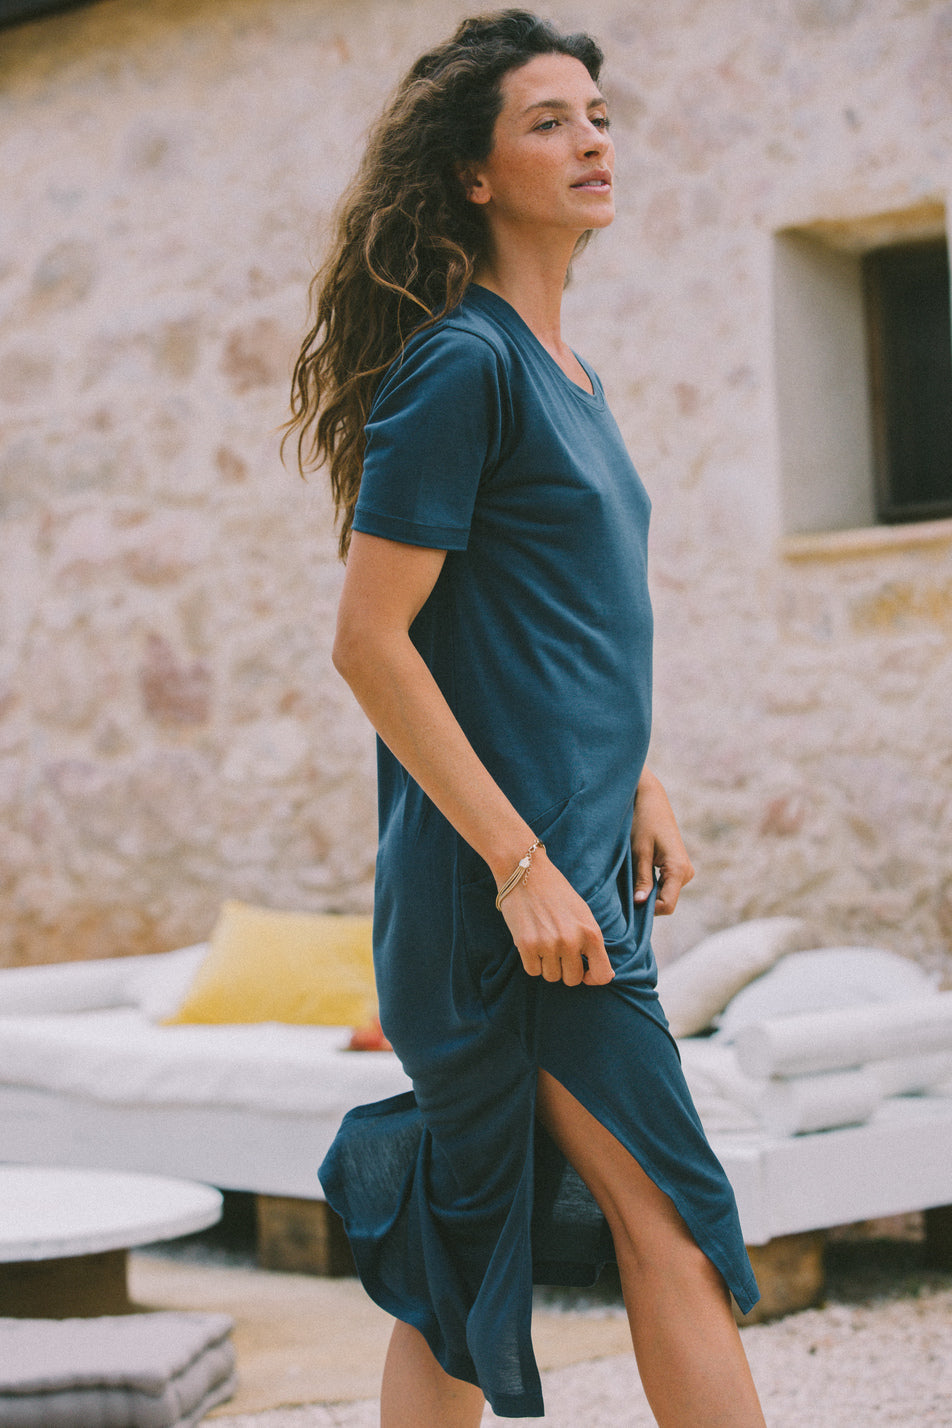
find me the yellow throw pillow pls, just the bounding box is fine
[163,901,377,1027]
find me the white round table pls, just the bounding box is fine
[0,1165,222,1317]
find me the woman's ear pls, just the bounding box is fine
[457,162,491,206]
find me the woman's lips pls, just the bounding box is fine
[571,171,612,190]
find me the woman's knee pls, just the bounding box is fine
[608,1197,714,1287]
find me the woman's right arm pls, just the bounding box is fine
[333,531,614,988]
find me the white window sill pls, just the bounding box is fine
[781,517,952,562]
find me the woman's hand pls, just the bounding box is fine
[498,847,615,987]
[631,768,694,916]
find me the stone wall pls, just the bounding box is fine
[0,0,950,975]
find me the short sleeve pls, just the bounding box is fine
[353,325,507,551]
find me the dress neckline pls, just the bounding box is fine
[465,284,604,408]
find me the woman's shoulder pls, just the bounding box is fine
[372,296,514,413]
[405,295,513,371]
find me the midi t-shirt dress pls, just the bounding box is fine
[318,283,759,1418]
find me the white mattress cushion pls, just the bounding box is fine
[676,1038,765,1133]
[0,1010,412,1115]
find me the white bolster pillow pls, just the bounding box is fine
[871,1051,952,1097]
[762,1067,882,1137]
[735,993,952,1079]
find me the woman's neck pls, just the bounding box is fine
[472,251,595,396]
[472,237,575,350]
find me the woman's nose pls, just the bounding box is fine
[579,121,609,156]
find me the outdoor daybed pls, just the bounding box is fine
[2,908,951,1319]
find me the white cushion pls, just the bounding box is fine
[130,946,208,1022]
[658,917,809,1037]
[676,1038,765,1133]
[0,960,132,1017]
[0,1010,411,1116]
[0,947,207,1021]
[0,1312,234,1428]
[717,947,938,1042]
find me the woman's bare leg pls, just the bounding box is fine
[537,1068,766,1428]
[380,1319,484,1428]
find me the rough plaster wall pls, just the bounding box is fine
[0,0,950,974]
[582,0,952,976]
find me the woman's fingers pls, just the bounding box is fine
[510,908,613,988]
[654,856,694,915]
[520,944,603,986]
[632,844,656,906]
[581,937,615,986]
[630,767,695,916]
[558,956,585,987]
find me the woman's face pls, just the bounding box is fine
[465,52,614,244]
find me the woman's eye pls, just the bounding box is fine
[535,118,559,131]
[592,115,611,130]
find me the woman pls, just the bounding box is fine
[288,11,766,1425]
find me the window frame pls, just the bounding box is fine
[773,204,951,538]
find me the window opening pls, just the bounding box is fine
[864,238,952,524]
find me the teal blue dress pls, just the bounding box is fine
[319,285,758,1418]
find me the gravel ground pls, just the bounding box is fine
[211,1242,952,1427]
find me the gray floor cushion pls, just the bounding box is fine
[0,1311,235,1427]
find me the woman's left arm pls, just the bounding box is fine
[631,767,695,915]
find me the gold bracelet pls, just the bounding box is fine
[495,840,545,911]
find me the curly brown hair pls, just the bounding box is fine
[284,9,603,558]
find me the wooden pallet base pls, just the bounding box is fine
[255,1194,354,1276]
[923,1203,952,1270]
[737,1231,826,1323]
